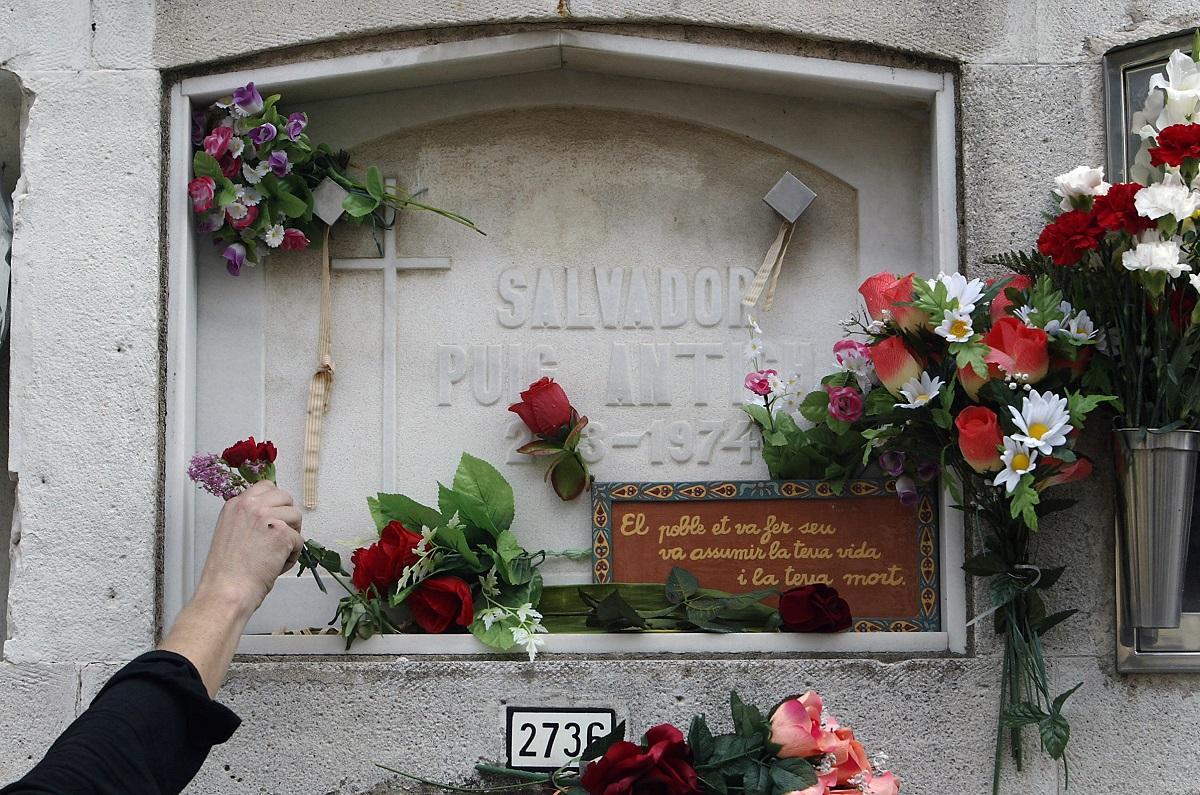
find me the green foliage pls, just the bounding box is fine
[744,392,873,487]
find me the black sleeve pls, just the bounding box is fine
[1,650,241,795]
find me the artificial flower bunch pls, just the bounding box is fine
[742,319,875,487]
[396,691,898,795]
[509,377,592,501]
[317,453,548,657]
[844,269,1113,787]
[994,42,1200,429]
[189,81,477,274]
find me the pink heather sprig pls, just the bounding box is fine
[186,452,247,501]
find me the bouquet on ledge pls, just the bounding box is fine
[189,81,479,274]
[383,690,898,795]
[190,443,546,657]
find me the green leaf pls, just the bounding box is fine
[1039,712,1071,759]
[730,691,765,739]
[582,721,626,761]
[1052,682,1083,715]
[1035,565,1066,590]
[1033,609,1078,636]
[367,493,443,532]
[435,522,481,569]
[453,453,515,532]
[1001,702,1047,728]
[799,390,830,423]
[343,192,379,218]
[365,166,385,200]
[1066,391,1118,426]
[665,567,700,604]
[688,715,715,764]
[769,759,818,793]
[192,151,222,180]
[743,403,772,429]
[469,612,519,650]
[962,552,1008,577]
[702,735,757,769]
[583,589,648,630]
[742,762,770,795]
[274,189,308,219]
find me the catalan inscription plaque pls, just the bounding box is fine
[591,479,941,631]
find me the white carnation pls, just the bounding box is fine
[1052,166,1110,211]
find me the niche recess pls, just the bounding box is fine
[166,31,965,656]
[0,69,21,654]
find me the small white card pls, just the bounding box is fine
[312,177,349,226]
[505,707,617,771]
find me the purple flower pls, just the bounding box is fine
[197,211,224,233]
[285,112,307,140]
[879,450,906,477]
[916,459,939,482]
[895,475,919,508]
[268,150,291,177]
[223,243,246,276]
[233,82,264,116]
[248,123,276,146]
[186,452,245,501]
[191,111,207,144]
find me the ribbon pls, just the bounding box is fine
[965,564,1043,627]
[302,226,335,509]
[742,220,796,312]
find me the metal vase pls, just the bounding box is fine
[1114,428,1200,628]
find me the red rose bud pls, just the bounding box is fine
[778,584,852,632]
[408,576,475,634]
[857,272,928,331]
[218,153,242,179]
[955,405,1003,473]
[280,228,310,251]
[580,724,701,795]
[1036,209,1103,266]
[1093,182,1157,235]
[350,520,422,595]
[869,336,924,397]
[509,377,574,437]
[957,361,988,400]
[1149,123,1200,167]
[1038,457,1094,490]
[983,316,1049,383]
[987,274,1032,322]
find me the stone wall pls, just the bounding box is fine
[3,2,1200,792]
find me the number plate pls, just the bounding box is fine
[505,706,617,772]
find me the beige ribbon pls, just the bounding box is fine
[302,227,335,509]
[742,220,796,312]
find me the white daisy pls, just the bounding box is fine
[241,161,270,185]
[1014,305,1036,326]
[1063,309,1097,342]
[993,437,1039,494]
[263,224,285,248]
[748,315,762,334]
[224,201,248,220]
[228,136,245,158]
[744,338,766,362]
[239,187,263,207]
[897,372,944,409]
[1008,390,1072,454]
[935,310,974,343]
[937,272,987,314]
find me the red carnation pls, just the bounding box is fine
[1093,182,1156,235]
[1149,123,1200,167]
[1037,209,1103,266]
[407,576,474,634]
[220,436,277,468]
[581,724,701,795]
[350,520,422,595]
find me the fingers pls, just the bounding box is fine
[242,480,295,508]
[278,528,305,575]
[267,505,303,533]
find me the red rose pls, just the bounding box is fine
[218,153,242,179]
[350,520,422,595]
[1038,456,1094,490]
[1036,209,1102,266]
[1093,182,1156,235]
[581,724,700,795]
[955,405,1003,473]
[857,272,928,331]
[220,436,277,467]
[281,229,310,251]
[1149,123,1200,167]
[202,126,233,159]
[407,576,474,633]
[508,377,573,437]
[868,336,924,398]
[983,316,1049,383]
[228,204,259,231]
[987,274,1032,322]
[188,176,216,212]
[779,584,852,632]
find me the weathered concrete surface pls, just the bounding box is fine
[1,2,1200,794]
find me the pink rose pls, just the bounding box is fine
[770,691,827,758]
[868,336,924,398]
[228,204,259,231]
[826,386,863,422]
[203,126,233,159]
[833,339,871,366]
[188,176,216,212]
[281,229,310,251]
[744,369,777,396]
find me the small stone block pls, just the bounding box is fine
[312,177,349,226]
[763,172,816,223]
